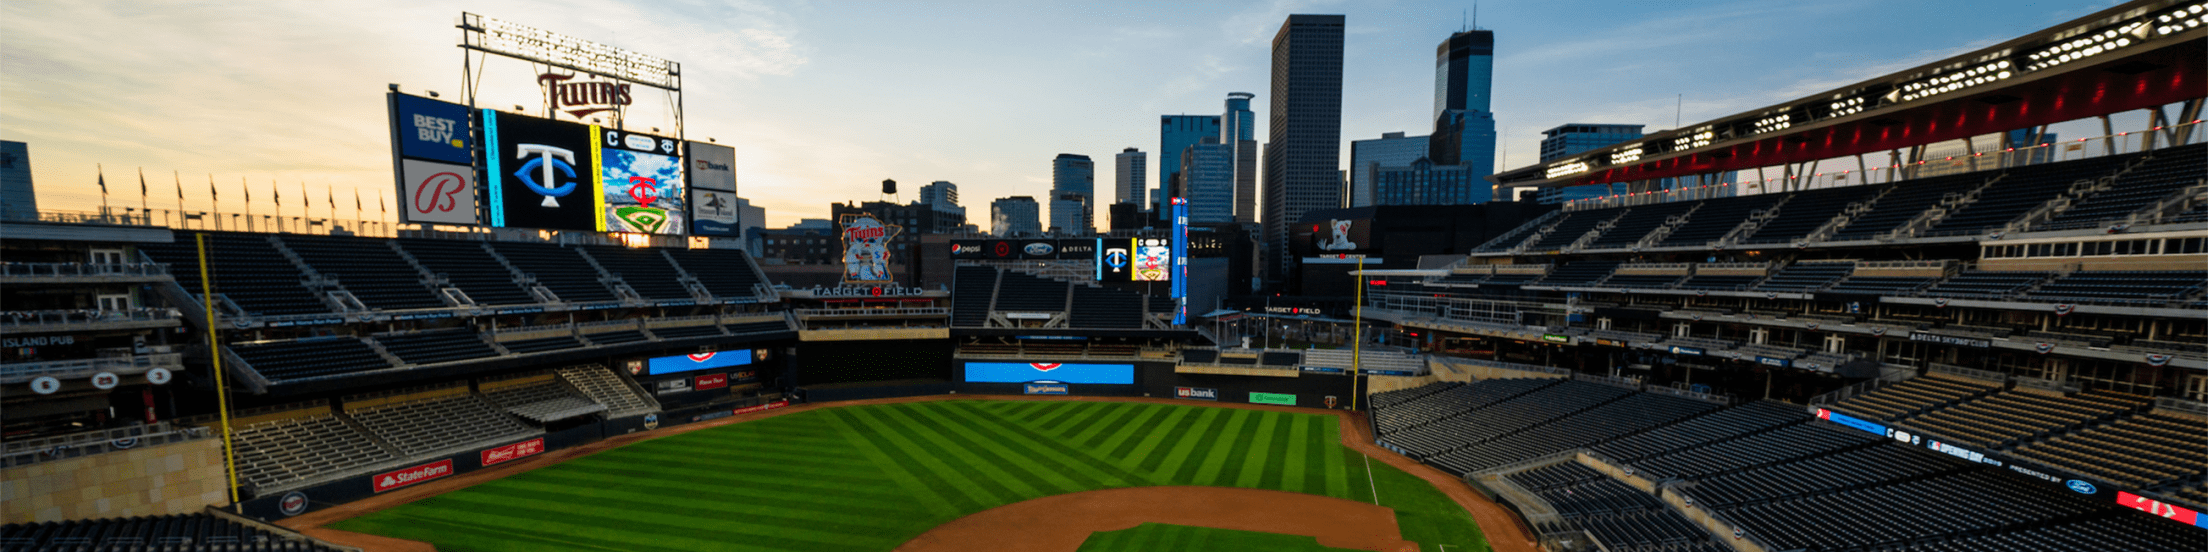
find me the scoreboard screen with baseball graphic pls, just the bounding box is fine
[646,350,754,375]
[963,362,1134,384]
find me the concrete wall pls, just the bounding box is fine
[1,439,229,523]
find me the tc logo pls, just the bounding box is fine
[514,144,577,206]
[413,114,460,147]
[413,171,468,214]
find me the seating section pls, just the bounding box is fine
[1069,285,1144,328]
[1675,273,1762,291]
[723,319,794,335]
[141,233,326,316]
[1686,444,1964,508]
[500,335,585,354]
[952,266,998,327]
[1586,202,1696,249]
[489,243,617,303]
[1919,270,2052,299]
[1372,378,1558,436]
[2039,143,2207,230]
[1824,275,1938,295]
[280,235,444,311]
[992,271,1070,312]
[1529,261,1621,288]
[1,513,344,552]
[1511,463,1722,551]
[582,246,693,302]
[1656,194,1784,248]
[1382,381,1634,469]
[1927,156,2124,234]
[1524,209,1621,251]
[394,239,536,306]
[1901,389,2144,449]
[1874,515,2201,552]
[661,248,767,300]
[229,338,394,382]
[1599,273,1682,289]
[2019,270,2208,306]
[1829,174,1983,240]
[228,412,396,492]
[650,324,727,339]
[1751,261,1853,292]
[346,393,535,456]
[1718,469,2109,551]
[1631,422,1882,480]
[1736,185,1863,244]
[375,329,497,366]
[557,365,658,417]
[2011,412,2208,489]
[1830,373,1998,421]
[1433,392,1718,474]
[583,329,650,345]
[1366,381,1461,410]
[482,378,608,423]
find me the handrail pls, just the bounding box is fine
[0,422,215,469]
[0,262,172,278]
[0,353,183,384]
[0,308,182,328]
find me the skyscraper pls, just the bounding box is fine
[1114,148,1146,208]
[1348,132,1429,207]
[1536,124,1645,204]
[1179,137,1235,224]
[1262,14,1345,282]
[1158,115,1220,214]
[1050,153,1094,234]
[1426,30,1496,203]
[1222,92,1259,223]
[917,180,964,218]
[990,196,1040,237]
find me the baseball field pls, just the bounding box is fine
[328,399,1492,551]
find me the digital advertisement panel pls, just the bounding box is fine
[398,158,477,225]
[391,93,474,164]
[841,213,900,284]
[483,109,598,230]
[691,188,741,236]
[687,141,737,192]
[597,127,685,234]
[646,350,753,375]
[964,362,1134,384]
[1133,238,1171,281]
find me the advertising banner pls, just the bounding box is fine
[694,373,729,391]
[1248,392,1296,406]
[479,438,545,467]
[2119,491,2206,528]
[687,141,736,192]
[372,459,454,493]
[1133,238,1171,282]
[655,378,691,395]
[1909,332,1992,349]
[964,362,1134,384]
[483,109,598,230]
[647,350,753,375]
[597,127,685,234]
[1815,408,1887,435]
[691,188,741,236]
[399,159,477,225]
[1174,387,1218,400]
[842,213,900,284]
[1023,383,1070,395]
[391,93,474,164]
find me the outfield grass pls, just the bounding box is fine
[1076,523,1367,551]
[332,400,1488,552]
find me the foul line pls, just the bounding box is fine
[1364,453,1379,505]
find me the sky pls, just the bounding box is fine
[0,0,2131,229]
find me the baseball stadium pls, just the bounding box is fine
[4,1,2208,551]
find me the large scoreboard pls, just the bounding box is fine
[480,109,687,234]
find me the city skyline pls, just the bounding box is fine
[1,1,2108,228]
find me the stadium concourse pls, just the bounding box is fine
[6,1,2208,551]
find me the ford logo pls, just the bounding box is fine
[1024,242,1054,256]
[2065,480,2096,494]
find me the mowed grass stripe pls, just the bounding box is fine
[550,452,883,497]
[1138,407,1223,476]
[1187,409,1255,485]
[1156,408,1239,482]
[865,404,1041,501]
[515,467,910,507]
[1232,411,1284,488]
[819,407,966,516]
[1283,413,1312,493]
[1088,403,1166,452]
[1112,405,1194,474]
[896,403,1085,496]
[1049,401,1133,441]
[339,511,687,552]
[1033,400,1104,435]
[1256,412,1298,490]
[933,401,1144,488]
[842,405,1016,508]
[406,492,878,552]
[1066,402,1143,445]
[456,482,907,536]
[1321,423,1349,499]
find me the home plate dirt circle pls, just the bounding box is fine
[893,486,1420,552]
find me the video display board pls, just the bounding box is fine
[483,109,597,230]
[597,127,685,234]
[947,239,1101,261]
[1133,238,1171,282]
[388,93,478,225]
[645,349,753,375]
[1293,217,1373,255]
[963,362,1133,384]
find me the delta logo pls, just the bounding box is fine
[372,459,454,493]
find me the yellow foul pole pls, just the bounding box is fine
[196,234,242,508]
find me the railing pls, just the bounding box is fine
[794,307,950,318]
[1429,355,1571,376]
[40,208,401,237]
[1643,384,1734,405]
[0,262,172,279]
[2154,397,2208,418]
[1928,363,2009,384]
[0,422,214,469]
[1855,259,1952,270]
[0,352,183,384]
[2012,375,2081,394]
[0,308,183,329]
[1563,182,1737,212]
[1572,372,1643,390]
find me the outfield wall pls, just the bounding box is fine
[1,438,229,523]
[940,360,1361,409]
[237,425,599,521]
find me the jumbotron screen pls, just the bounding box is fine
[963,362,1134,384]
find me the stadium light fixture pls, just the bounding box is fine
[1544,160,1591,179]
[2025,21,2147,71]
[2154,3,2207,36]
[1609,145,1643,165]
[1899,60,2012,102]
